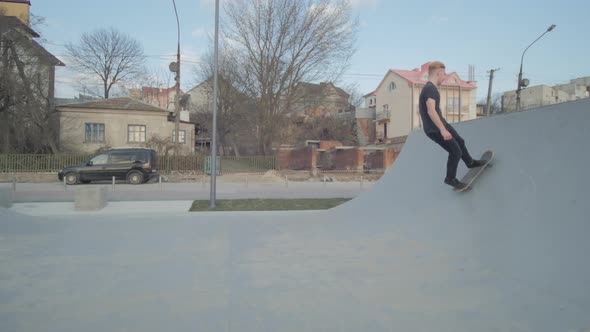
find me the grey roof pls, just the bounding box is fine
[0,15,64,66]
[2,98,590,330]
[30,38,64,66]
[297,81,350,99]
[0,15,38,37]
[57,97,168,112]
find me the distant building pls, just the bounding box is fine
[502,76,590,112]
[0,0,30,25]
[56,98,195,155]
[129,86,182,111]
[290,82,354,117]
[365,62,477,142]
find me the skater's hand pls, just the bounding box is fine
[441,128,452,141]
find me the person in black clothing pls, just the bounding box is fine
[418,61,485,189]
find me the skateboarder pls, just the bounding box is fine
[419,61,485,190]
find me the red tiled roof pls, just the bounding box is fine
[392,68,475,88]
[369,63,476,96]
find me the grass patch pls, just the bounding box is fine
[190,198,351,211]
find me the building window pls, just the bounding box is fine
[389,82,396,91]
[446,97,459,113]
[383,104,389,111]
[84,123,105,143]
[128,125,146,143]
[172,130,186,144]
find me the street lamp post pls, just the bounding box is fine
[515,24,556,111]
[171,0,181,154]
[209,0,220,208]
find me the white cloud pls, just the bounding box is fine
[191,27,208,38]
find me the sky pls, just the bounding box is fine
[30,0,590,101]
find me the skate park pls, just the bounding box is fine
[1,99,589,331]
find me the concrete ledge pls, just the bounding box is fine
[75,187,108,211]
[0,187,13,208]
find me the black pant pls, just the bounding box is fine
[427,125,474,180]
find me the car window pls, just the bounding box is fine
[128,151,147,163]
[89,154,108,165]
[110,151,132,164]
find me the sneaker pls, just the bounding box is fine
[468,159,486,169]
[444,177,468,190]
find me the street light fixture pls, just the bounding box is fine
[515,24,556,111]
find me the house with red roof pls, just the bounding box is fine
[365,62,477,141]
[129,85,182,111]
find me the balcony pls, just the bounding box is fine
[376,110,390,122]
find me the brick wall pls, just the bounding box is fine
[278,146,400,172]
[365,150,384,170]
[384,148,400,169]
[332,148,364,170]
[277,147,316,170]
[319,140,343,150]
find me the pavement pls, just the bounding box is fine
[0,180,375,203]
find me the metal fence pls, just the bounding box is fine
[0,154,278,174]
[0,154,92,173]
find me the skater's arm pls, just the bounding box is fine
[427,98,452,140]
[426,98,446,131]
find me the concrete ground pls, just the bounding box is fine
[1,100,590,331]
[0,180,374,203]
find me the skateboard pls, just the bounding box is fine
[454,150,495,192]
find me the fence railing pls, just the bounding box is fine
[0,154,92,173]
[0,154,278,174]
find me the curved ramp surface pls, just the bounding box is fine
[1,99,589,331]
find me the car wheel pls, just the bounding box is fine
[65,172,79,185]
[127,171,144,185]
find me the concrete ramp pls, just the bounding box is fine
[1,99,589,331]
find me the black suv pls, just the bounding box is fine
[58,148,159,185]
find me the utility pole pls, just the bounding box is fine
[172,0,181,155]
[486,68,500,116]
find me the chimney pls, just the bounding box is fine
[0,1,31,26]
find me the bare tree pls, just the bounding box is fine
[341,82,363,109]
[222,0,357,154]
[191,48,258,156]
[291,114,357,146]
[66,27,145,99]
[478,92,503,115]
[1,13,62,153]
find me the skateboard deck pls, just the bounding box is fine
[454,150,494,192]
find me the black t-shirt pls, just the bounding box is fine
[419,81,448,134]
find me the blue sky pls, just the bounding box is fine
[32,0,589,100]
